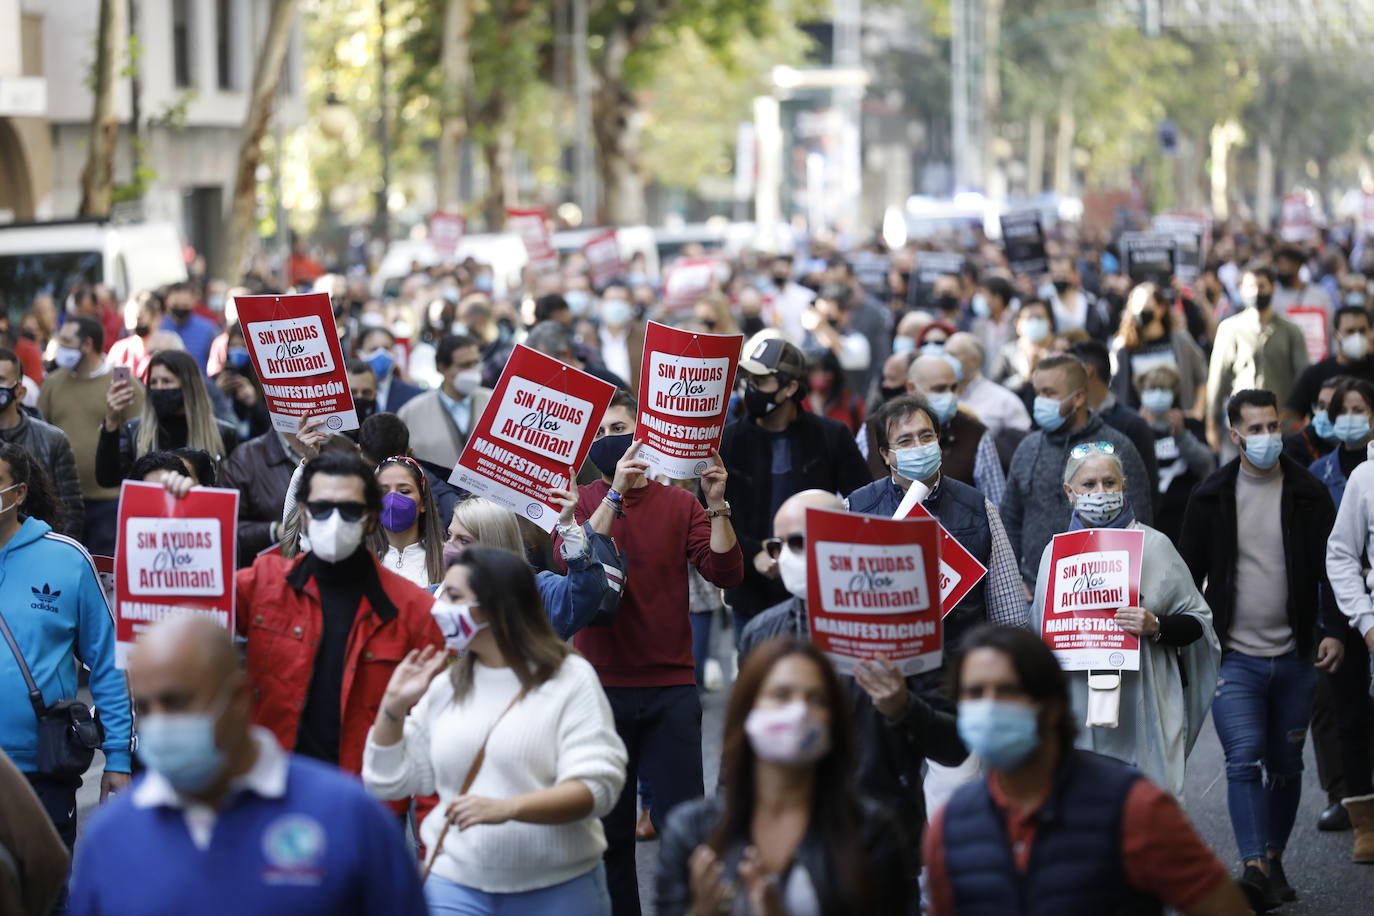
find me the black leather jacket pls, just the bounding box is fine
[654,794,912,916]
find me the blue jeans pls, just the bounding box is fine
[1212,650,1317,863]
[690,610,713,686]
[424,865,610,915]
[602,685,704,916]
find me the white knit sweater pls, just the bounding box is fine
[362,654,626,893]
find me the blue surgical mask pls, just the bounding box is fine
[1022,316,1051,343]
[926,391,959,424]
[565,290,591,316]
[601,299,633,328]
[1140,388,1174,415]
[363,348,395,380]
[136,691,230,794]
[1313,410,1337,442]
[226,346,251,371]
[54,345,83,371]
[893,441,942,482]
[1033,395,1068,432]
[941,352,965,382]
[1334,413,1371,445]
[892,336,915,354]
[1242,432,1282,470]
[971,293,990,319]
[920,342,946,358]
[957,699,1040,770]
[1073,490,1125,526]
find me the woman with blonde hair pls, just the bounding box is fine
[448,495,617,639]
[95,349,238,487]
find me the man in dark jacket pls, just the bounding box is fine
[0,348,83,538]
[718,337,871,640]
[1178,388,1346,910]
[740,489,966,896]
[220,428,301,562]
[1071,339,1159,497]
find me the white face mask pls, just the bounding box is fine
[777,545,808,600]
[1341,332,1370,361]
[745,701,830,766]
[306,512,365,564]
[431,599,487,653]
[452,369,482,398]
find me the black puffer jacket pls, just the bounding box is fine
[0,413,84,538]
[655,794,912,916]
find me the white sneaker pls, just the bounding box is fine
[703,658,724,692]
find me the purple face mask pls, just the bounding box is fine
[380,491,419,532]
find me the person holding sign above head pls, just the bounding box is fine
[924,627,1250,916]
[363,547,626,916]
[1029,441,1219,800]
[561,389,743,916]
[738,489,967,902]
[370,456,448,589]
[1179,389,1345,910]
[235,451,443,791]
[96,349,239,489]
[654,639,911,915]
[447,495,619,640]
[846,395,1026,646]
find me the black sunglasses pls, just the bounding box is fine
[762,534,805,559]
[305,500,367,523]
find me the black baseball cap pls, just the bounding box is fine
[739,336,806,379]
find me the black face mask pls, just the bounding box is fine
[0,383,18,414]
[1052,280,1073,295]
[741,316,766,337]
[354,397,377,422]
[170,308,192,323]
[1253,293,1273,311]
[589,433,633,477]
[1276,272,1297,287]
[150,387,185,419]
[879,384,906,404]
[1138,308,1155,327]
[744,384,782,419]
[935,295,960,313]
[134,324,151,337]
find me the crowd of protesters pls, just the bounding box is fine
[5,213,1374,915]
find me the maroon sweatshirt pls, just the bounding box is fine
[567,480,744,688]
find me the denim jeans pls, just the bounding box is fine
[1212,650,1317,862]
[689,611,713,686]
[424,865,610,915]
[601,685,704,916]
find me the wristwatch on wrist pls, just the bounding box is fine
[705,501,732,520]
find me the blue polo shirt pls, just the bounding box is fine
[161,312,220,373]
[68,730,425,915]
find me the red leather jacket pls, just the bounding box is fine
[235,552,443,777]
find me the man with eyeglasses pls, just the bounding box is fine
[1179,388,1344,909]
[235,451,443,787]
[1000,354,1153,592]
[739,488,967,903]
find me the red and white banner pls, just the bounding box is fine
[429,211,467,259]
[233,292,357,434]
[662,257,717,313]
[1280,192,1316,242]
[113,481,239,668]
[449,345,615,532]
[805,507,942,677]
[1360,193,1374,238]
[583,229,624,290]
[507,207,558,272]
[1288,306,1330,364]
[635,321,743,480]
[1040,528,1144,671]
[894,500,987,619]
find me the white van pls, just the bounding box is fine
[0,220,187,310]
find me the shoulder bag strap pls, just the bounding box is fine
[421,685,529,882]
[0,610,46,718]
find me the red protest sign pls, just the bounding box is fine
[1281,192,1316,242]
[507,207,558,271]
[898,501,987,618]
[635,321,743,480]
[430,211,467,259]
[449,345,615,532]
[662,257,717,313]
[1287,306,1330,364]
[805,507,942,677]
[113,481,239,668]
[1040,528,1144,671]
[233,292,357,434]
[583,229,624,289]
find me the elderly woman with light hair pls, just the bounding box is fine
[447,496,618,640]
[1029,441,1220,798]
